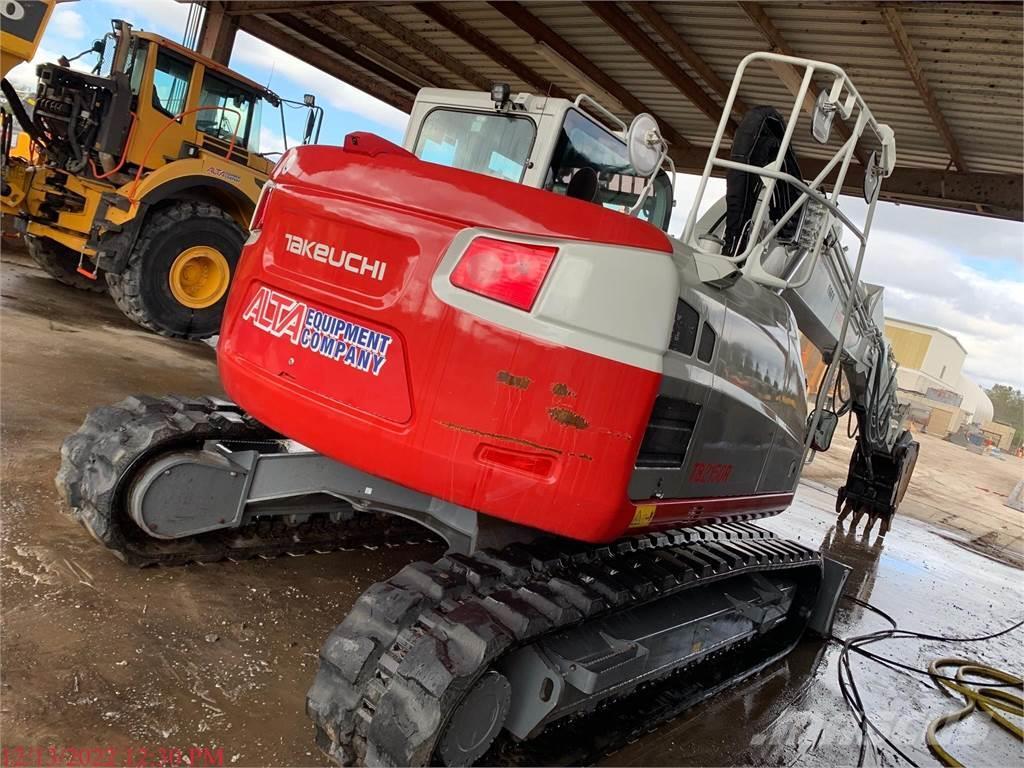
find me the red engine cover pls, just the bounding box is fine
[218,140,673,543]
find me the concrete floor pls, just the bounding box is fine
[2,248,1021,767]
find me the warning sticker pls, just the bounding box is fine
[629,504,657,528]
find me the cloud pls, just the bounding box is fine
[100,0,190,36]
[232,32,408,134]
[258,124,301,157]
[49,6,86,41]
[668,172,1023,390]
[5,46,93,93]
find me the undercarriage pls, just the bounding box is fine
[58,395,844,765]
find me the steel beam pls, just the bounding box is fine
[664,139,1021,220]
[225,1,346,16]
[585,1,734,134]
[237,16,414,113]
[880,6,967,172]
[628,2,748,116]
[273,13,420,98]
[301,7,457,90]
[738,1,868,166]
[413,2,568,99]
[490,1,693,150]
[196,0,238,65]
[347,5,493,91]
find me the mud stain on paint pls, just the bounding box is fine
[548,406,589,430]
[496,371,531,390]
[551,382,575,397]
[438,421,561,454]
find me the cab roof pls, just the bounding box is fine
[134,30,279,105]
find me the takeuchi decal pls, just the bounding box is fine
[241,286,392,376]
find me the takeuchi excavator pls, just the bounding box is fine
[59,53,918,766]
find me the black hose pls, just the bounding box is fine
[0,78,47,148]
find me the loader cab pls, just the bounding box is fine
[405,87,673,232]
[117,30,275,174]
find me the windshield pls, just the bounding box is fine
[197,71,261,152]
[546,108,672,231]
[413,108,535,183]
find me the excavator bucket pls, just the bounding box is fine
[837,430,919,535]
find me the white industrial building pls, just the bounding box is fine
[884,318,996,436]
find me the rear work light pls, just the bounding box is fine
[450,237,558,311]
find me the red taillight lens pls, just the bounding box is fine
[249,180,276,231]
[450,237,558,311]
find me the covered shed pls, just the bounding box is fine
[188,1,1022,220]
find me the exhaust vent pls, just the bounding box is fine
[636,396,700,468]
[669,300,700,355]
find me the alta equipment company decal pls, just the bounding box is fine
[242,286,392,376]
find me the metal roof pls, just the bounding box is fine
[196,1,1023,220]
[886,317,970,356]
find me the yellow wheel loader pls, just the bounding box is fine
[1,0,321,338]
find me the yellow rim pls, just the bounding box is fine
[168,245,230,309]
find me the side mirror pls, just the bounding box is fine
[625,112,663,176]
[811,90,835,144]
[303,111,315,145]
[863,150,881,203]
[808,409,839,452]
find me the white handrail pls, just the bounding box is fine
[677,51,899,463]
[681,51,894,285]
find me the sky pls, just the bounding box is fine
[9,0,1023,391]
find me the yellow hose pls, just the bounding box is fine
[926,657,1023,767]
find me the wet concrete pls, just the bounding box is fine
[2,249,1021,766]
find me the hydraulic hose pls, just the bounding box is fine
[926,658,1023,767]
[0,78,46,148]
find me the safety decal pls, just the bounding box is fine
[241,286,392,376]
[628,504,657,528]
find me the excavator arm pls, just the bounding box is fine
[681,52,919,534]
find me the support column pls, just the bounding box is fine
[197,1,238,65]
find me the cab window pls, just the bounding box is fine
[197,71,261,152]
[151,49,192,118]
[414,108,535,183]
[546,109,672,231]
[125,39,147,95]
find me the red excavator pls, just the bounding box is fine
[59,54,917,765]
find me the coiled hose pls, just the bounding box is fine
[926,657,1023,767]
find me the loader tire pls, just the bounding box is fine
[106,201,244,339]
[25,236,107,293]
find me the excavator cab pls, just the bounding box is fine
[404,86,674,231]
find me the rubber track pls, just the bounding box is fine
[57,395,434,566]
[308,522,822,766]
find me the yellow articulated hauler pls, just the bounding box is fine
[1,0,320,338]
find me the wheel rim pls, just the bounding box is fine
[168,246,231,309]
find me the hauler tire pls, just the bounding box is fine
[25,235,107,293]
[106,201,244,339]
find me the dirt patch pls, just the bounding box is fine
[496,370,531,390]
[803,426,1024,566]
[547,406,589,430]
